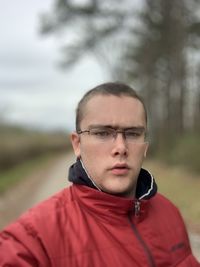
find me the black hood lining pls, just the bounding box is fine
[68,159,157,200]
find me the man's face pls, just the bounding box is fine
[71,95,148,198]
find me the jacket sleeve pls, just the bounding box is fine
[0,231,38,266]
[0,220,50,267]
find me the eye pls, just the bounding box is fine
[96,131,110,137]
[125,130,141,138]
[91,129,112,138]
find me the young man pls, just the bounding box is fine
[0,82,199,266]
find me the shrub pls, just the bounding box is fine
[154,133,200,173]
[0,125,71,171]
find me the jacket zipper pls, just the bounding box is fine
[128,201,156,267]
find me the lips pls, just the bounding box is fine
[112,163,129,169]
[110,163,130,175]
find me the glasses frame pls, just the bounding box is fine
[77,126,147,143]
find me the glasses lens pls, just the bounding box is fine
[90,128,113,140]
[124,129,145,140]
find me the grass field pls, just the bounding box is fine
[0,154,59,194]
[144,160,200,228]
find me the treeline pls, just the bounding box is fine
[0,124,71,171]
[116,0,200,146]
[40,0,200,149]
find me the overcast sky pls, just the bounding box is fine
[0,0,108,131]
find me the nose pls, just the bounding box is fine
[111,133,128,157]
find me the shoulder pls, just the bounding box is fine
[149,192,187,231]
[151,192,180,213]
[3,186,74,239]
[0,187,74,264]
[25,186,74,224]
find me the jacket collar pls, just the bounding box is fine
[70,185,150,225]
[68,159,157,200]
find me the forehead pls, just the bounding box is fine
[81,95,146,128]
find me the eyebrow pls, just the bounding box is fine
[88,124,146,132]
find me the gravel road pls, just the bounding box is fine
[0,152,199,261]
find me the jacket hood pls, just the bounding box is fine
[68,159,157,200]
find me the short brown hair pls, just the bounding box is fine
[75,82,147,131]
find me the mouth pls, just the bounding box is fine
[110,163,130,175]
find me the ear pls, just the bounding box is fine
[143,142,149,158]
[71,132,81,158]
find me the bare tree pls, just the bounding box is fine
[40,0,200,144]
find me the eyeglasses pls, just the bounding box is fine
[77,126,146,143]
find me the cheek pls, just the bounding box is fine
[80,141,101,160]
[80,141,92,155]
[130,143,148,160]
[79,143,106,179]
[80,142,109,175]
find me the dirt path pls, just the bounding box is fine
[0,152,75,228]
[0,152,199,261]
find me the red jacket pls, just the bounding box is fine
[0,184,199,266]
